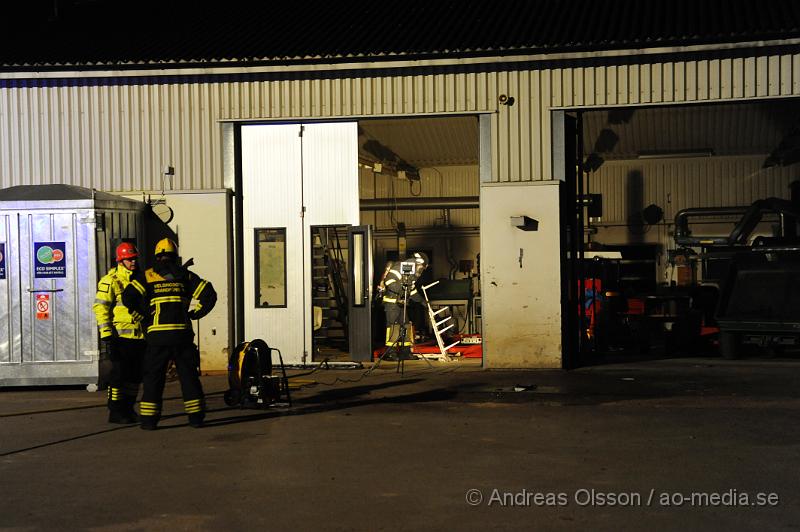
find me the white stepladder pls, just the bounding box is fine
[420,281,460,361]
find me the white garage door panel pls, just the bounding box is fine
[302,122,360,227]
[242,122,359,364]
[242,124,305,362]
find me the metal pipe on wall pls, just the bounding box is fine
[373,227,480,237]
[360,196,479,211]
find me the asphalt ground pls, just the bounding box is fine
[1,356,799,531]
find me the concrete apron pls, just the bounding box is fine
[1,357,799,530]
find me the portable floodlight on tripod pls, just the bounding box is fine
[369,261,434,375]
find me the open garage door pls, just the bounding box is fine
[561,99,800,365]
[356,116,482,366]
[240,116,481,366]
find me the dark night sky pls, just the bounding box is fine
[4,0,800,68]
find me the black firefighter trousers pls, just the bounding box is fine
[139,342,205,425]
[106,338,145,414]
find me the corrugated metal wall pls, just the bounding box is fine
[359,165,479,230]
[0,84,223,190]
[582,101,797,158]
[588,156,797,224]
[3,51,800,189]
[588,155,798,285]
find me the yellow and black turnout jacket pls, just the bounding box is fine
[122,261,216,346]
[93,265,145,340]
[382,263,425,306]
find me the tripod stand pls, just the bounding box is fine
[368,275,434,375]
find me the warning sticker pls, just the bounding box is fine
[36,293,50,320]
[34,242,67,279]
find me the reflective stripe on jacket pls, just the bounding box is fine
[93,265,145,340]
[123,262,217,346]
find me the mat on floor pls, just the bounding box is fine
[372,337,482,359]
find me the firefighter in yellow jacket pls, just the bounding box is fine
[122,238,217,430]
[93,242,146,424]
[381,252,429,356]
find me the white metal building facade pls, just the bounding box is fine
[6,50,800,189]
[3,5,800,369]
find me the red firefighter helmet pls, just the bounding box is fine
[115,242,139,262]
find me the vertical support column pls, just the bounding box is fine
[552,110,581,368]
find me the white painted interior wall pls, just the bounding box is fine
[120,191,232,372]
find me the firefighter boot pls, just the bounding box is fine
[120,395,139,424]
[139,401,160,430]
[109,408,138,424]
[398,346,419,361]
[139,416,158,430]
[107,387,136,424]
[185,397,205,428]
[188,413,205,429]
[108,407,127,424]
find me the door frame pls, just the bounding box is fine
[348,224,373,361]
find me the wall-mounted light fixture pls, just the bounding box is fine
[498,94,516,106]
[358,161,383,172]
[397,168,421,182]
[510,215,538,231]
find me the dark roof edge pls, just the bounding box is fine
[3,35,800,75]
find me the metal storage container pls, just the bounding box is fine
[0,185,145,387]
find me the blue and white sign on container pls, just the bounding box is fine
[0,242,6,280]
[34,242,67,278]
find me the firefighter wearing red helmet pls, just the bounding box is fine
[123,237,217,430]
[92,241,146,424]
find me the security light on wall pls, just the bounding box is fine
[397,168,421,181]
[362,138,419,179]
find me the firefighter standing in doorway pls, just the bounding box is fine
[381,252,429,352]
[93,242,146,424]
[122,238,217,430]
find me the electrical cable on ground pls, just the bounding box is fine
[5,349,465,418]
[288,330,460,388]
[297,362,463,388]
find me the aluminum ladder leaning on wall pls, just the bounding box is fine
[420,281,459,361]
